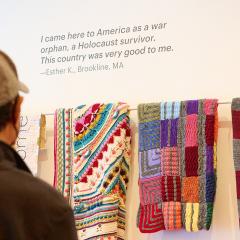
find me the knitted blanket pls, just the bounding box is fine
[231,98,240,225]
[54,103,131,240]
[137,99,218,232]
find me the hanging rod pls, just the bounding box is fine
[43,101,231,116]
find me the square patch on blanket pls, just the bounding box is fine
[139,120,160,151]
[204,99,217,115]
[138,203,165,233]
[160,147,180,176]
[206,145,214,174]
[139,148,161,178]
[182,177,199,203]
[185,114,198,147]
[185,146,199,177]
[160,102,180,120]
[187,100,199,115]
[206,174,216,202]
[205,115,215,146]
[138,103,160,123]
[139,176,162,205]
[162,201,182,230]
[161,176,181,202]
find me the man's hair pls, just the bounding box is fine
[0,51,18,131]
[0,100,18,131]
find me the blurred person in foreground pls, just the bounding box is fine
[0,50,78,240]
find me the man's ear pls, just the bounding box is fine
[13,96,23,126]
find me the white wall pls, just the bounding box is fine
[1,0,240,239]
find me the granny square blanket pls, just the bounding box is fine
[137,99,218,232]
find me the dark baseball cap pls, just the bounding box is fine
[0,51,29,107]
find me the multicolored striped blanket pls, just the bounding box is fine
[137,99,218,232]
[54,103,131,239]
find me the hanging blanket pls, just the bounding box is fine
[231,98,240,225]
[54,103,131,240]
[137,99,218,233]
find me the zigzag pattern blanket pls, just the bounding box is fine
[54,103,131,240]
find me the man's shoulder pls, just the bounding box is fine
[0,164,77,239]
[0,166,69,211]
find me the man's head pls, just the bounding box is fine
[0,51,29,145]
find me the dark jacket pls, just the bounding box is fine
[0,141,78,240]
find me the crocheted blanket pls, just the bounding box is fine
[54,103,131,240]
[232,98,240,225]
[137,99,218,232]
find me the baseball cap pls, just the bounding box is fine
[0,51,29,107]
